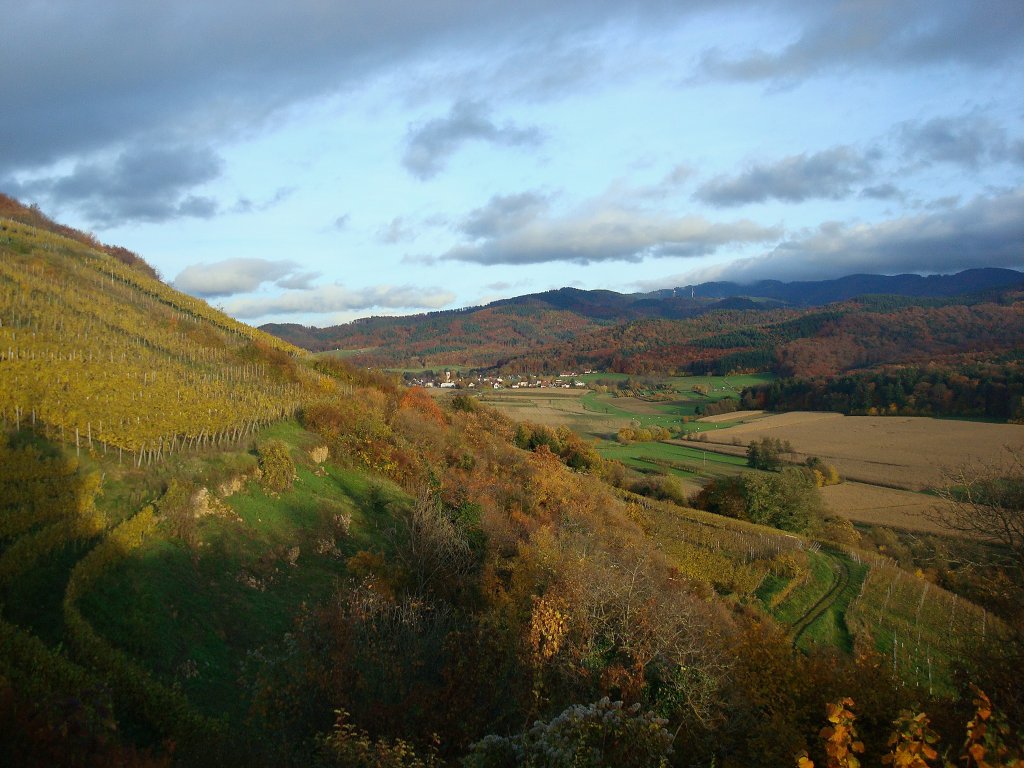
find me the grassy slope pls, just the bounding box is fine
[79,421,396,721]
[0,214,376,752]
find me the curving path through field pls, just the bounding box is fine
[790,552,851,649]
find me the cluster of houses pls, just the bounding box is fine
[406,370,592,390]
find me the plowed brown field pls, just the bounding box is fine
[699,412,1024,490]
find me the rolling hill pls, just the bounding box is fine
[262,269,1024,378]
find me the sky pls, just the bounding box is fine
[3,1,1023,327]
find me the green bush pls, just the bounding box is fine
[257,439,296,493]
[692,469,823,533]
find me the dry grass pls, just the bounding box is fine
[696,409,766,423]
[820,482,949,533]
[478,389,623,434]
[700,412,1024,490]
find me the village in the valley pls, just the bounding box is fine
[405,369,592,390]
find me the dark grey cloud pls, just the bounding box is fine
[709,188,1024,282]
[460,192,550,238]
[223,283,456,318]
[924,195,962,211]
[2,2,1018,179]
[174,258,311,297]
[8,144,223,227]
[2,0,1019,245]
[4,0,670,216]
[697,1,1024,82]
[442,195,781,265]
[402,100,542,179]
[695,147,875,206]
[860,183,903,201]
[898,115,1014,169]
[1012,140,1024,165]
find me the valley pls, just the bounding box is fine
[1,202,1022,765]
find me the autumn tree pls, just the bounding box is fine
[747,436,794,470]
[692,469,823,533]
[928,452,1024,574]
[926,452,1024,725]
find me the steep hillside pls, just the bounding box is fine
[0,214,327,461]
[0,193,160,279]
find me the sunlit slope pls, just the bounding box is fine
[0,217,328,459]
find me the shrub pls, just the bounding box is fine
[158,479,199,548]
[629,474,688,506]
[464,698,672,768]
[257,439,295,493]
[822,516,860,546]
[807,456,842,486]
[317,709,442,767]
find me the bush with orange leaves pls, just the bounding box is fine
[798,689,1023,768]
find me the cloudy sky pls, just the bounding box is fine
[3,1,1023,326]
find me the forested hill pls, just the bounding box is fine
[265,268,1024,354]
[262,270,1024,377]
[670,268,1024,305]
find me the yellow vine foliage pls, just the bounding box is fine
[883,711,941,767]
[0,219,321,458]
[800,692,1024,768]
[798,698,864,768]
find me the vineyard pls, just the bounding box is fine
[845,553,1003,696]
[0,217,335,465]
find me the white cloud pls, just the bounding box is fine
[377,216,417,243]
[223,283,456,318]
[443,195,781,265]
[174,258,300,297]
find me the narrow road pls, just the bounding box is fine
[791,553,851,648]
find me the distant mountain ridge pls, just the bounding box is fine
[485,268,1024,316]
[672,268,1024,306]
[263,268,1024,358]
[257,267,1024,379]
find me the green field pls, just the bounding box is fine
[483,373,773,438]
[8,420,397,725]
[481,373,773,482]
[597,440,750,482]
